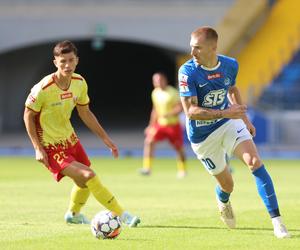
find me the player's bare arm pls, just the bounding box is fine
[181,96,221,120]
[228,86,256,136]
[76,104,119,158]
[144,108,158,135]
[23,107,49,166]
[180,96,246,120]
[149,108,158,126]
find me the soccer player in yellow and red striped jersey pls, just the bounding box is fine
[24,40,140,227]
[140,72,187,178]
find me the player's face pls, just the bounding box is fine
[190,34,217,65]
[152,74,167,89]
[53,52,78,77]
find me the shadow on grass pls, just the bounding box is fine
[141,225,224,230]
[118,238,154,242]
[140,225,300,233]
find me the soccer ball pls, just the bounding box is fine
[91,210,122,239]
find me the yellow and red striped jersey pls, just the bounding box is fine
[25,73,89,147]
[152,86,180,126]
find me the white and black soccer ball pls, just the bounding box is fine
[91,210,122,239]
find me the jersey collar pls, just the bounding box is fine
[193,59,221,71]
[200,61,221,71]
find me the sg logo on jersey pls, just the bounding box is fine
[202,89,226,107]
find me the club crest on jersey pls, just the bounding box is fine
[60,92,73,100]
[207,73,222,80]
[73,96,78,103]
[179,73,189,92]
[224,77,231,86]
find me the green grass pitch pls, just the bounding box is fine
[0,157,299,250]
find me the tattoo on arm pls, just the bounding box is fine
[181,96,223,120]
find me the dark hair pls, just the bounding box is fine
[192,26,218,41]
[153,71,168,80]
[53,40,78,57]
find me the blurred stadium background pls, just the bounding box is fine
[0,0,299,158]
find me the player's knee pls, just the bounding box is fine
[73,169,95,188]
[81,169,96,181]
[244,156,262,171]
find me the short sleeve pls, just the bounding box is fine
[25,84,44,112]
[231,60,239,86]
[178,65,197,97]
[151,90,155,103]
[77,79,90,105]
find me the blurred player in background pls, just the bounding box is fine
[179,26,290,238]
[140,72,187,178]
[24,40,140,227]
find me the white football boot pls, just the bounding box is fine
[64,211,90,224]
[139,168,151,176]
[272,217,291,238]
[216,197,236,229]
[120,211,141,227]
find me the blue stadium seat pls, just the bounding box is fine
[257,48,300,109]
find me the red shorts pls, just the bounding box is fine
[146,123,184,149]
[44,141,91,182]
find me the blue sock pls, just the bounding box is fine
[252,165,280,218]
[216,185,230,203]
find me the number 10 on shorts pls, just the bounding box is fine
[201,158,216,170]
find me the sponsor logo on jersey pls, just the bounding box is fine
[179,82,189,92]
[202,89,226,107]
[195,118,222,127]
[60,92,73,100]
[179,73,189,92]
[199,82,209,88]
[51,102,62,107]
[28,94,36,103]
[207,73,222,80]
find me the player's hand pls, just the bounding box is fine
[110,145,119,158]
[103,138,119,158]
[223,104,247,119]
[35,148,49,167]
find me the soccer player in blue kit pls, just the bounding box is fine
[178,26,290,238]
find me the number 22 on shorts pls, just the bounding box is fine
[53,151,67,164]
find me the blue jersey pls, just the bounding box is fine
[178,55,238,143]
